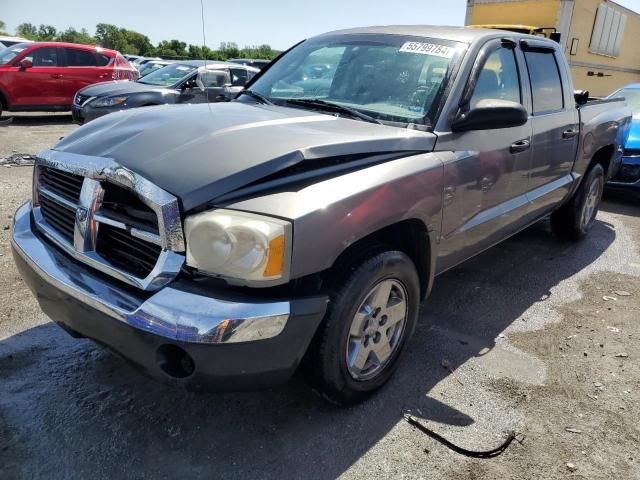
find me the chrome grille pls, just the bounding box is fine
[32,151,185,291]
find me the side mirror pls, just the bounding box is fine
[18,59,33,70]
[574,90,589,106]
[451,99,528,132]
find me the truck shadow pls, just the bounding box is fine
[0,218,617,479]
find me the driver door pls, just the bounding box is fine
[178,69,231,104]
[435,39,533,271]
[11,46,66,107]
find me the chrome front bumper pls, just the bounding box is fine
[11,201,291,345]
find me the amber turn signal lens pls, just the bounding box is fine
[263,234,285,277]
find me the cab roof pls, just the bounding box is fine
[315,25,524,44]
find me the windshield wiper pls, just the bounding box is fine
[238,89,273,105]
[283,98,383,125]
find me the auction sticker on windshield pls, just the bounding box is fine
[399,42,454,58]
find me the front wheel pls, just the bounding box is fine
[305,250,420,405]
[551,163,605,241]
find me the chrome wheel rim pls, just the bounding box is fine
[581,177,602,228]
[346,279,408,381]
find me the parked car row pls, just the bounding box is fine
[72,60,258,123]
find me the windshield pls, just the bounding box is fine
[0,43,29,65]
[138,63,197,86]
[248,34,464,126]
[609,88,640,115]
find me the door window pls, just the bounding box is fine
[24,47,60,67]
[470,47,521,108]
[524,51,564,113]
[230,68,249,86]
[65,48,98,67]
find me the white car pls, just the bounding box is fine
[0,36,29,49]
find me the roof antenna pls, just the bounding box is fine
[199,0,210,108]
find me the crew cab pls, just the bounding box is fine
[11,26,631,405]
[0,42,138,117]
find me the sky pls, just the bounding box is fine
[2,0,468,50]
[3,0,640,51]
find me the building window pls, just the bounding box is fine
[589,3,627,57]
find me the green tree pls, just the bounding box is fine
[37,24,57,41]
[218,42,240,60]
[56,27,95,45]
[0,20,8,35]
[16,22,38,40]
[156,39,188,58]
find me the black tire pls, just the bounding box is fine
[551,163,605,241]
[305,250,420,405]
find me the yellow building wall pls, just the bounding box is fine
[466,0,640,96]
[468,0,560,29]
[564,0,640,96]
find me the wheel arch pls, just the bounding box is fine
[326,218,436,300]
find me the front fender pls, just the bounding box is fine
[220,152,445,279]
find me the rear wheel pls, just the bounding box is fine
[305,250,420,405]
[551,163,605,241]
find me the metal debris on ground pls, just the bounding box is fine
[615,353,629,358]
[403,413,523,458]
[614,291,632,296]
[566,463,578,472]
[0,154,35,167]
[565,427,583,434]
[602,295,617,301]
[441,359,464,386]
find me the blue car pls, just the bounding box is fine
[608,84,640,195]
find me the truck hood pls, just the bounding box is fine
[78,80,172,97]
[53,102,437,210]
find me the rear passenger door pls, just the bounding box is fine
[12,46,66,106]
[521,40,579,216]
[60,47,109,104]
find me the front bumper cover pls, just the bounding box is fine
[11,202,328,390]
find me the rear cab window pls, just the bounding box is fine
[523,50,564,114]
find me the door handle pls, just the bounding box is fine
[562,129,579,139]
[50,74,62,79]
[510,139,530,153]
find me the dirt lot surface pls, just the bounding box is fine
[0,114,639,479]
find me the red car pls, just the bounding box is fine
[0,42,138,117]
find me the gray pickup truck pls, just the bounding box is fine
[11,26,631,404]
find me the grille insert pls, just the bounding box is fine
[39,194,76,242]
[97,224,162,277]
[40,167,84,202]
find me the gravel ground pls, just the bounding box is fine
[0,114,639,479]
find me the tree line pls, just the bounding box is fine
[1,20,280,61]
